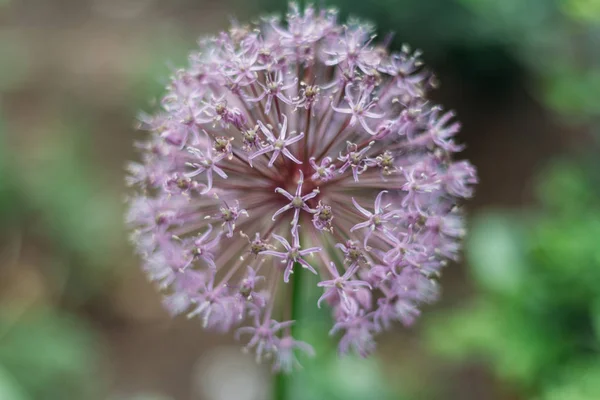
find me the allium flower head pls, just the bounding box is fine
[126,2,477,371]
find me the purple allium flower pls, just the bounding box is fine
[126,2,477,371]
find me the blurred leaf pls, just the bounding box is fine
[590,297,600,343]
[544,69,600,117]
[466,212,527,295]
[536,162,592,212]
[26,143,121,261]
[561,0,600,22]
[427,300,562,386]
[541,362,600,400]
[19,119,126,300]
[0,309,101,400]
[528,215,600,303]
[527,163,600,305]
[0,366,28,400]
[457,0,600,120]
[429,160,600,397]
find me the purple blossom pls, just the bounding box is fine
[383,233,425,268]
[273,170,319,229]
[260,227,321,283]
[372,150,397,176]
[350,190,401,247]
[232,266,267,312]
[241,125,261,151]
[400,162,442,213]
[249,71,296,114]
[190,225,221,269]
[213,201,247,238]
[444,160,478,198]
[164,173,205,195]
[196,96,247,129]
[378,45,428,100]
[249,114,304,167]
[272,336,315,373]
[336,240,369,269]
[324,27,380,74]
[126,2,476,370]
[312,201,334,232]
[221,47,263,85]
[187,272,235,330]
[317,262,371,312]
[295,83,321,110]
[423,107,464,152]
[309,156,336,182]
[235,314,295,362]
[143,237,193,289]
[241,231,273,256]
[330,312,376,357]
[332,84,383,135]
[185,138,228,194]
[338,141,377,182]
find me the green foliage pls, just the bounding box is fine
[0,114,120,396]
[427,162,600,398]
[544,69,600,118]
[561,0,600,22]
[457,0,600,119]
[0,309,102,400]
[540,361,600,400]
[430,300,563,386]
[17,121,126,301]
[466,212,528,295]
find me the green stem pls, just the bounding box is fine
[274,262,303,400]
[274,371,288,400]
[290,262,304,336]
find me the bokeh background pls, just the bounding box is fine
[1,0,600,399]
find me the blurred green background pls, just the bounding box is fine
[1,0,599,399]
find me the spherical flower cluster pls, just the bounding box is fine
[126,3,477,372]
